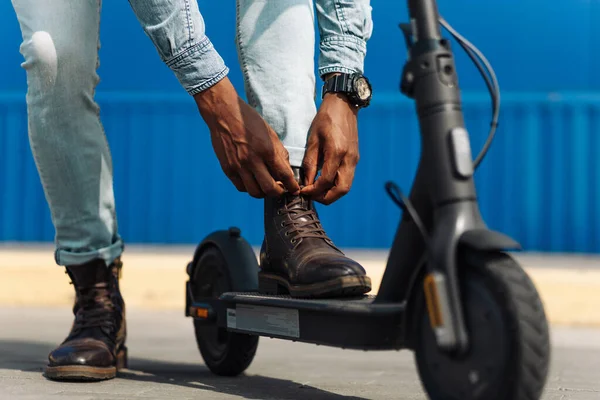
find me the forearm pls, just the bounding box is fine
[127,0,228,95]
[316,0,373,79]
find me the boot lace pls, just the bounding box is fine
[70,280,117,333]
[278,195,336,249]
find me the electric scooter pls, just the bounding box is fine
[184,0,551,398]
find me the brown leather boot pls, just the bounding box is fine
[45,258,127,381]
[259,169,371,298]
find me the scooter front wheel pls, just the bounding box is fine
[414,250,550,400]
[191,246,259,376]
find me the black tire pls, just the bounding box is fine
[414,250,550,400]
[191,246,259,376]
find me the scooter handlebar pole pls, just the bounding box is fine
[408,0,441,40]
[380,0,479,353]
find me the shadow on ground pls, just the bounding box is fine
[0,340,368,400]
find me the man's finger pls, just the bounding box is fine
[302,141,319,187]
[270,154,300,195]
[229,174,246,193]
[315,161,354,205]
[253,162,286,197]
[304,149,342,197]
[239,169,264,198]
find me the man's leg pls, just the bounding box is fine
[11,0,126,381]
[12,0,122,265]
[235,0,317,167]
[236,0,371,298]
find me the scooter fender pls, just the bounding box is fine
[458,229,521,252]
[188,227,259,292]
[185,228,259,317]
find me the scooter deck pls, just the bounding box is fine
[214,292,406,350]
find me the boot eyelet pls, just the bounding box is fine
[281,222,286,227]
[277,210,282,215]
[291,239,297,244]
[285,232,290,236]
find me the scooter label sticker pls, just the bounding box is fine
[227,308,237,329]
[234,304,300,338]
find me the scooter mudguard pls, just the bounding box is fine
[458,229,521,252]
[185,227,259,317]
[187,227,259,292]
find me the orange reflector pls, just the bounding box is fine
[195,308,209,319]
[424,274,444,329]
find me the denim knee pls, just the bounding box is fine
[23,30,98,100]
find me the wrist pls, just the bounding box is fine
[321,72,372,110]
[322,73,353,109]
[322,92,359,114]
[193,77,237,117]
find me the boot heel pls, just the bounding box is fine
[116,346,128,370]
[258,274,288,295]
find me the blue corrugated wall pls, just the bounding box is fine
[1,1,599,253]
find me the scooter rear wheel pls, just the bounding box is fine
[414,250,550,400]
[191,246,259,376]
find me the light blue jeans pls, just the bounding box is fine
[10,0,372,267]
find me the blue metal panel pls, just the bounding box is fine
[1,0,598,252]
[1,92,599,253]
[1,1,598,94]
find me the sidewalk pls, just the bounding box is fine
[1,243,599,327]
[1,307,598,399]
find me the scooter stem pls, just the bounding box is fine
[408,0,441,40]
[377,0,482,354]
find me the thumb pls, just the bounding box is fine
[302,142,319,187]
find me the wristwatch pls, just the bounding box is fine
[321,73,372,108]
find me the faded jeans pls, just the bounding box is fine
[10,0,372,266]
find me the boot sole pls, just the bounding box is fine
[44,346,127,382]
[258,273,371,298]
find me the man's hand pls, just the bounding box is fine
[300,92,360,205]
[194,78,300,198]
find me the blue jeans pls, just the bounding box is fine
[10,0,372,266]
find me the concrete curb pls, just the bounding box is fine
[1,244,599,327]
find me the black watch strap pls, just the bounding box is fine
[321,74,352,99]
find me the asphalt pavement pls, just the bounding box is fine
[0,306,598,400]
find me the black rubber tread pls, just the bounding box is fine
[476,251,551,400]
[416,250,550,400]
[195,320,259,377]
[191,246,259,377]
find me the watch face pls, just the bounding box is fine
[355,77,372,101]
